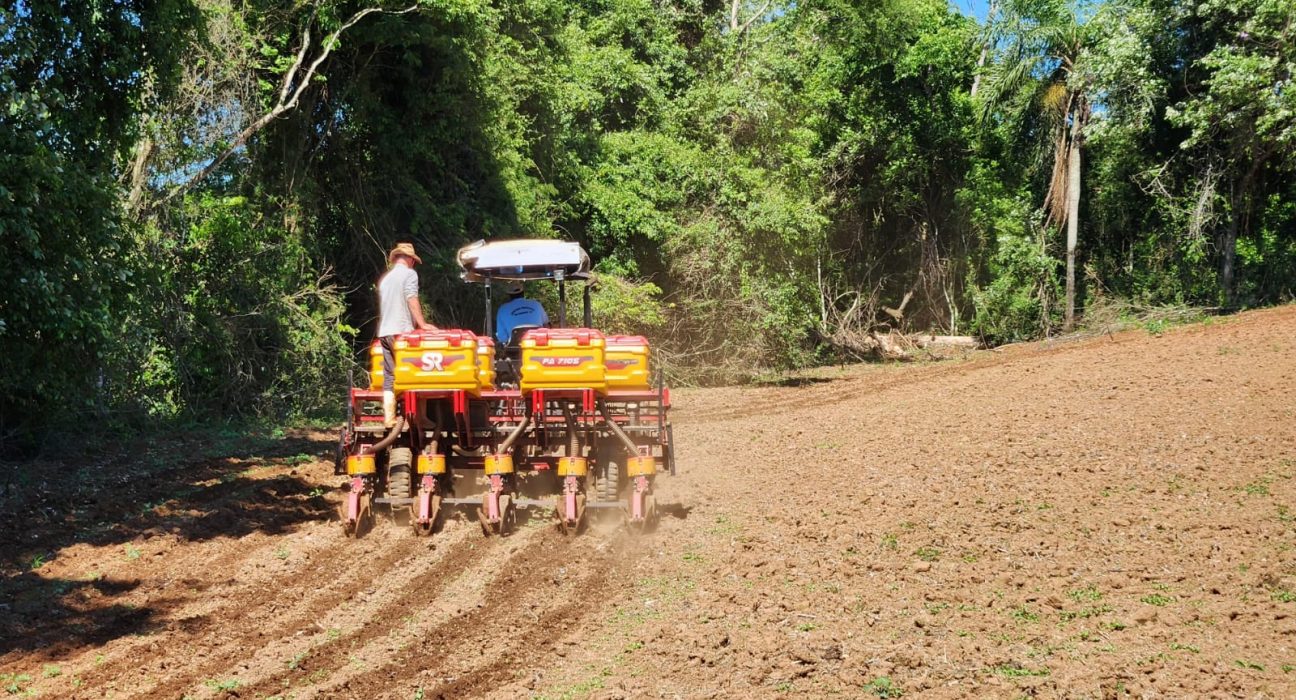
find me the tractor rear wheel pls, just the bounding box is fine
[388,447,413,500]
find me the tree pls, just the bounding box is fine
[979,0,1097,329]
[1167,0,1296,306]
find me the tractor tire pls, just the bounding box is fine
[387,447,413,500]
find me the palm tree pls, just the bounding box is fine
[977,0,1094,330]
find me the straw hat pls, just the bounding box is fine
[388,242,422,265]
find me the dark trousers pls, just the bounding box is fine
[380,336,396,392]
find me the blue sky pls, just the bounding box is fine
[951,0,994,21]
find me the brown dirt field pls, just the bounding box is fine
[3,305,1296,699]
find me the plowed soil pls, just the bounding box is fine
[3,306,1296,699]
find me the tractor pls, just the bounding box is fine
[335,239,675,537]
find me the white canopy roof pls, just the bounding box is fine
[457,239,592,282]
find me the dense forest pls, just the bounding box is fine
[2,0,1293,453]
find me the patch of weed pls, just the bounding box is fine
[1,673,33,695]
[1240,478,1271,496]
[1010,606,1039,623]
[1169,643,1200,653]
[880,533,898,550]
[863,676,903,698]
[1140,594,1174,607]
[1068,585,1102,603]
[124,544,142,561]
[1235,659,1264,671]
[204,678,241,691]
[914,546,940,562]
[1059,605,1112,621]
[988,664,1050,678]
[1272,589,1296,603]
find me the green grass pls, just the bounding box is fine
[1140,594,1174,607]
[880,533,898,550]
[1272,589,1296,603]
[1169,643,1200,653]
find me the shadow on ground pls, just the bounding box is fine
[0,431,336,658]
[0,573,151,658]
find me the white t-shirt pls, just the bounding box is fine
[376,263,419,337]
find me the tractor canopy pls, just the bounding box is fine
[457,239,592,283]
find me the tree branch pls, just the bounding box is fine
[149,4,418,210]
[737,0,772,35]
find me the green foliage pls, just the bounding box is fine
[4,0,1296,452]
[971,225,1060,344]
[0,0,201,451]
[130,197,353,418]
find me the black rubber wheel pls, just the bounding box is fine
[387,447,412,500]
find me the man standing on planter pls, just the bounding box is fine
[377,242,433,428]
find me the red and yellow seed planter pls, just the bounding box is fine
[476,336,496,391]
[391,329,482,394]
[368,340,385,391]
[604,335,651,390]
[519,328,607,393]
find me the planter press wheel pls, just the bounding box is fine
[598,459,620,502]
[387,448,413,500]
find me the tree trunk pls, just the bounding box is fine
[1220,188,1238,309]
[969,0,999,99]
[1063,110,1081,331]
